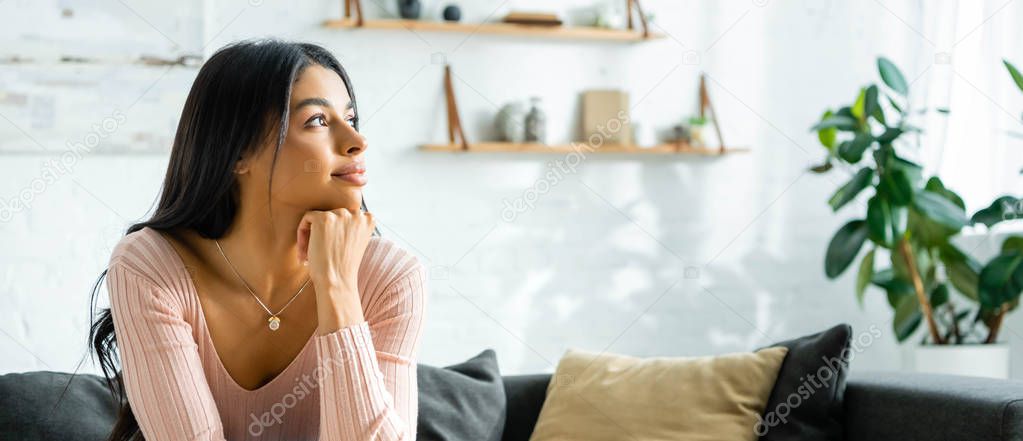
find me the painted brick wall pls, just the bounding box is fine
[2,0,1021,379]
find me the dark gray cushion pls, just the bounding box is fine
[417,348,506,441]
[757,324,852,441]
[500,374,551,441]
[0,370,119,441]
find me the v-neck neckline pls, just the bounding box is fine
[143,226,316,394]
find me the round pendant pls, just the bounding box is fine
[268,316,281,331]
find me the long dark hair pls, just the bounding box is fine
[85,39,373,441]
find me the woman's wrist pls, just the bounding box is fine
[315,284,366,335]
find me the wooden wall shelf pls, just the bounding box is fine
[419,142,748,156]
[323,18,664,43]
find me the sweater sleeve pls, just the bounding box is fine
[314,261,428,441]
[107,261,228,441]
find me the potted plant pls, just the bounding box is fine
[685,116,708,147]
[811,56,1023,378]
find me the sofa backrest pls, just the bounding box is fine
[0,371,119,441]
[9,369,1023,441]
[843,371,1023,441]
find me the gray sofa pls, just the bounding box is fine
[3,368,1023,440]
[500,371,1023,441]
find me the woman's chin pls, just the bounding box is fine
[329,193,363,212]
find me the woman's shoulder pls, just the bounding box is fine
[360,235,427,296]
[108,226,186,291]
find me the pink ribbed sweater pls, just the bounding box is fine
[106,226,427,441]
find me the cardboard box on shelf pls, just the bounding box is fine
[581,90,631,145]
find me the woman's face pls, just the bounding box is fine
[238,64,368,214]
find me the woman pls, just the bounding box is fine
[88,39,427,441]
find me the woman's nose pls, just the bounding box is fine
[344,136,367,155]
[338,126,368,156]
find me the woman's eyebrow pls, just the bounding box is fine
[293,97,355,111]
[294,97,331,110]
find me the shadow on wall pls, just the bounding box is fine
[439,150,868,373]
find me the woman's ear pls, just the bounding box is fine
[233,155,251,175]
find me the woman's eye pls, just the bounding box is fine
[306,115,328,127]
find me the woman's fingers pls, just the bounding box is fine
[296,210,321,263]
[364,211,375,230]
[297,207,374,287]
[325,207,374,233]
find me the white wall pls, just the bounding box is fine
[2,0,1022,378]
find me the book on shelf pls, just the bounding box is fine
[502,11,563,27]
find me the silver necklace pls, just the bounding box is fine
[214,239,311,331]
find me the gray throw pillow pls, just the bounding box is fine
[0,370,119,441]
[417,348,506,441]
[757,324,853,441]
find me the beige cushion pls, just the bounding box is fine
[528,346,789,441]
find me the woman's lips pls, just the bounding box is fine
[331,168,367,186]
[331,163,368,186]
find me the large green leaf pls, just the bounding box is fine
[872,102,887,125]
[971,196,1020,227]
[913,191,968,230]
[890,240,912,280]
[924,177,965,209]
[852,87,866,121]
[864,85,879,123]
[1005,59,1023,93]
[825,220,870,278]
[856,248,875,307]
[828,168,875,211]
[892,157,923,185]
[909,209,958,247]
[879,204,902,251]
[891,204,908,242]
[920,246,936,286]
[878,57,909,96]
[949,260,980,302]
[867,195,895,246]
[939,244,981,302]
[839,132,874,163]
[876,127,904,143]
[817,110,838,151]
[978,251,1023,310]
[893,293,922,342]
[879,168,913,206]
[811,115,859,132]
[872,268,916,307]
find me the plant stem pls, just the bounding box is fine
[985,304,1008,344]
[948,303,961,344]
[898,238,945,344]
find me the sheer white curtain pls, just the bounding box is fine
[917,0,1023,212]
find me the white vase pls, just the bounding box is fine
[632,122,658,147]
[912,343,1010,379]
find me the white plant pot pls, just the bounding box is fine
[912,344,1010,379]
